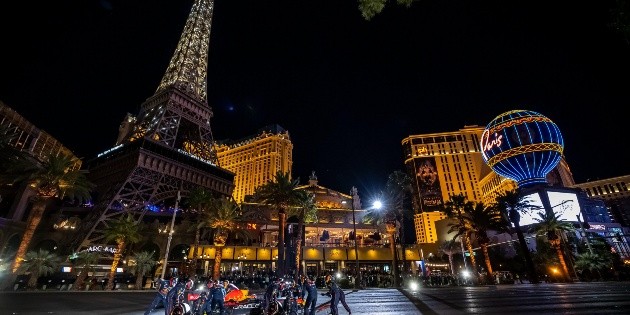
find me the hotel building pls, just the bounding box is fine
[214,124,293,203]
[402,125,575,244]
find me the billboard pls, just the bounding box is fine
[518,190,581,226]
[414,157,443,211]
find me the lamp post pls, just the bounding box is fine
[161,191,181,280]
[237,254,246,277]
[350,186,360,290]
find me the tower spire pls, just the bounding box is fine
[120,0,219,165]
[157,0,214,102]
[74,0,234,252]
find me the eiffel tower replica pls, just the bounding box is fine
[73,0,234,251]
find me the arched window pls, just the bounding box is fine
[169,244,190,261]
[34,239,58,252]
[139,242,161,260]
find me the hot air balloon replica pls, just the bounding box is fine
[480,110,564,188]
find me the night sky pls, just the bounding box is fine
[1,0,629,196]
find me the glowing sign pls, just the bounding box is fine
[177,149,215,166]
[417,146,428,155]
[97,144,124,157]
[481,132,503,152]
[589,224,606,231]
[86,245,118,254]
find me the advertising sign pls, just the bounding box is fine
[415,157,443,211]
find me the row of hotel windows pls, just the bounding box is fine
[585,182,629,197]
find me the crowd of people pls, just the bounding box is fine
[143,272,354,315]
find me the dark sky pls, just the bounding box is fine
[1,0,629,196]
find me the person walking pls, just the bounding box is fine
[165,276,184,315]
[263,278,283,314]
[143,277,170,315]
[301,276,318,315]
[322,278,351,315]
[203,280,226,315]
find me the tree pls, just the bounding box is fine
[203,197,250,280]
[574,252,610,280]
[442,194,478,278]
[358,0,415,20]
[129,251,158,290]
[287,191,316,280]
[103,214,142,290]
[385,170,413,280]
[439,239,460,275]
[530,211,575,282]
[20,249,61,289]
[252,171,305,276]
[494,190,541,284]
[0,153,94,290]
[456,202,507,283]
[609,0,630,45]
[184,187,216,274]
[71,251,100,291]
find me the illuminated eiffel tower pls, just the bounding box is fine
[74,0,234,250]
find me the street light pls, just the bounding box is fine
[237,254,247,277]
[161,190,181,280]
[350,187,360,290]
[350,187,382,290]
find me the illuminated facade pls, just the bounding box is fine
[403,125,576,245]
[0,101,83,261]
[573,175,630,227]
[215,124,293,203]
[414,211,447,243]
[0,101,81,168]
[187,173,436,277]
[402,125,491,212]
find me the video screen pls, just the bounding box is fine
[518,190,581,226]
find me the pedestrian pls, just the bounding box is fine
[203,280,226,315]
[322,277,351,315]
[143,277,170,315]
[165,276,184,315]
[301,276,318,315]
[263,277,282,312]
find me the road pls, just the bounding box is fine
[401,281,630,314]
[1,282,630,314]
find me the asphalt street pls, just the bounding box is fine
[1,282,630,314]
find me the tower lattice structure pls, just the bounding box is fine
[73,0,234,251]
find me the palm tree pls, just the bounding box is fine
[252,171,305,276]
[204,197,249,280]
[494,190,541,284]
[461,202,507,282]
[385,170,413,279]
[129,250,158,290]
[184,187,216,274]
[574,252,610,280]
[287,191,316,280]
[439,239,460,275]
[20,249,61,289]
[442,194,478,276]
[71,251,100,291]
[103,213,142,290]
[0,153,94,290]
[531,211,575,282]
